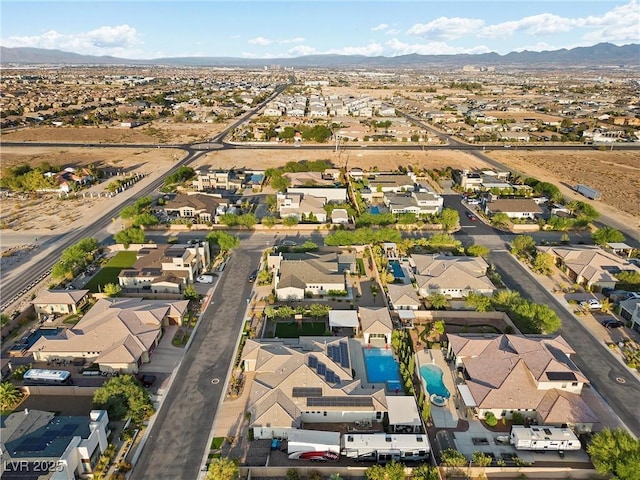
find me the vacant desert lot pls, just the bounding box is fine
[488,150,640,219]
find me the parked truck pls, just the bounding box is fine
[574,184,602,200]
[510,426,581,451]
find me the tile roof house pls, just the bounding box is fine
[32,290,90,317]
[536,245,640,290]
[160,193,228,223]
[118,243,210,294]
[277,192,327,223]
[411,254,495,299]
[30,297,188,374]
[447,334,598,432]
[386,283,421,310]
[241,337,388,439]
[383,191,444,215]
[484,198,542,219]
[0,410,109,479]
[359,307,393,345]
[273,251,348,300]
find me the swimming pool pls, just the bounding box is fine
[363,347,402,392]
[389,260,404,279]
[419,364,451,399]
[369,206,381,214]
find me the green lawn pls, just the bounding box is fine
[83,251,137,293]
[275,321,328,338]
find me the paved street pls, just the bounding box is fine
[491,251,640,436]
[129,244,262,480]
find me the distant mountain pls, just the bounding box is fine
[1,43,638,67]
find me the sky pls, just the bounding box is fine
[1,1,639,59]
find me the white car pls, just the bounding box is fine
[580,299,602,310]
[196,275,214,284]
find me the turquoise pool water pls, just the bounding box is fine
[363,347,402,392]
[419,364,451,399]
[389,260,404,279]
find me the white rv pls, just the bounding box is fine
[341,433,430,463]
[287,430,341,461]
[510,426,581,451]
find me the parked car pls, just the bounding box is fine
[248,270,258,283]
[580,299,602,310]
[465,211,477,220]
[601,319,624,329]
[196,275,214,284]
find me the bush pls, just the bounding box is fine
[484,411,498,427]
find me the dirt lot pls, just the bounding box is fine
[1,147,182,233]
[488,149,640,222]
[2,121,228,144]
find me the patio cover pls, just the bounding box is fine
[457,384,477,407]
[329,310,359,329]
[387,396,421,426]
[398,310,416,320]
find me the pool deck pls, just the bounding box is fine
[416,348,459,429]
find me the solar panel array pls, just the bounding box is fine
[15,423,79,453]
[308,355,318,369]
[292,387,323,397]
[317,362,326,376]
[325,369,339,383]
[326,341,350,369]
[307,396,374,407]
[546,371,577,381]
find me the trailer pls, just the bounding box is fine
[574,184,601,200]
[286,430,340,461]
[341,433,430,463]
[510,426,581,451]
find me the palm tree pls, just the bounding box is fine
[0,382,23,411]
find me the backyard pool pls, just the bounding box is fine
[389,260,405,279]
[369,206,381,214]
[363,347,402,392]
[419,364,451,404]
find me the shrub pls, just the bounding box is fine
[484,411,498,427]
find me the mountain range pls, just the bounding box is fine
[1,43,638,67]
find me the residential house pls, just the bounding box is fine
[0,410,109,480]
[161,193,228,223]
[241,337,388,439]
[455,171,483,191]
[284,171,334,187]
[273,251,349,300]
[368,174,415,193]
[42,167,94,193]
[447,334,598,432]
[276,192,327,223]
[286,187,348,203]
[383,191,443,216]
[536,245,640,290]
[412,254,495,299]
[386,284,421,310]
[118,243,210,293]
[359,307,393,345]
[484,198,542,219]
[192,169,245,192]
[30,297,188,374]
[32,290,90,318]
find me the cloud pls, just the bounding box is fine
[2,24,144,57]
[325,42,385,56]
[407,17,485,40]
[279,37,305,44]
[248,36,273,46]
[371,23,389,31]
[386,38,491,56]
[288,45,318,57]
[386,29,401,35]
[478,1,640,43]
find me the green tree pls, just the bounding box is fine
[261,216,278,228]
[270,173,291,191]
[93,375,155,424]
[365,460,406,480]
[484,411,498,426]
[533,252,555,275]
[309,303,330,320]
[466,244,490,257]
[275,306,295,318]
[205,457,239,480]
[132,213,159,227]
[587,428,640,480]
[103,283,121,297]
[511,235,536,257]
[427,293,449,310]
[615,271,640,285]
[183,285,200,301]
[114,227,145,248]
[283,216,299,227]
[439,208,460,231]
[237,213,258,229]
[472,450,493,468]
[592,226,625,246]
[491,212,510,227]
[0,381,23,411]
[286,468,300,480]
[441,448,467,467]
[411,464,439,480]
[465,292,492,312]
[263,306,277,319]
[207,231,240,252]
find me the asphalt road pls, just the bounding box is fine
[490,250,640,436]
[130,243,262,480]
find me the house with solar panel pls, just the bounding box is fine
[447,334,599,433]
[0,409,109,479]
[241,336,388,439]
